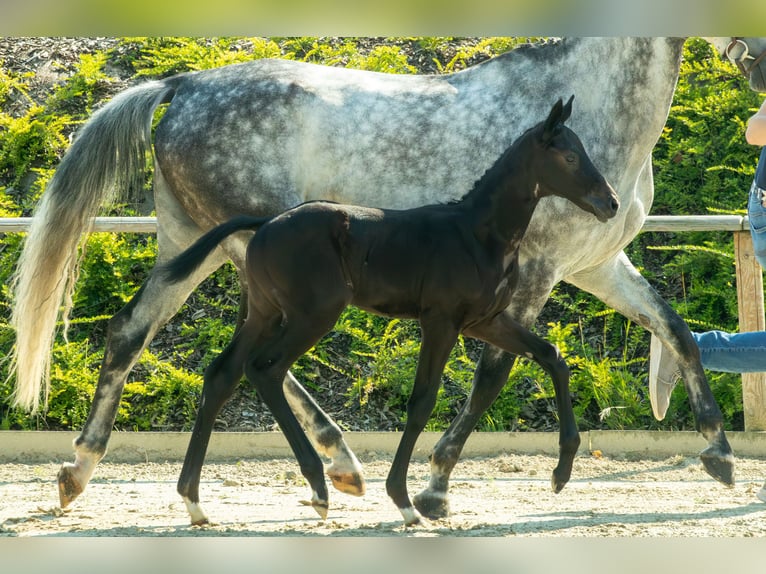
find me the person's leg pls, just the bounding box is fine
[693,330,766,372]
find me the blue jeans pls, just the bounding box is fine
[693,330,766,373]
[748,181,766,268]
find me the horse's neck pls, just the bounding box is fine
[465,37,685,167]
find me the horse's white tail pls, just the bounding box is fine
[10,80,176,413]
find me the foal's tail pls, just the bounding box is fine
[10,80,177,413]
[161,216,269,285]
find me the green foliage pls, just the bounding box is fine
[72,233,157,320]
[45,341,101,428]
[124,37,283,76]
[47,53,115,114]
[0,37,758,433]
[119,352,203,431]
[431,37,541,73]
[289,306,475,431]
[0,103,69,191]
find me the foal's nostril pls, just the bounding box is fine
[610,197,620,212]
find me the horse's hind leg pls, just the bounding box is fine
[244,309,350,520]
[232,271,364,495]
[57,181,234,509]
[283,372,365,496]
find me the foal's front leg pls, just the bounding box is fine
[466,312,581,491]
[385,317,459,526]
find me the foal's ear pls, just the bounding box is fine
[561,94,574,122]
[542,95,575,145]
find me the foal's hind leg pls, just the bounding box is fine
[177,327,255,525]
[244,310,351,520]
[235,273,365,495]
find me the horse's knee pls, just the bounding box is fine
[405,394,437,432]
[103,311,151,370]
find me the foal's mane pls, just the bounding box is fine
[452,123,538,207]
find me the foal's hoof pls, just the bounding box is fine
[57,464,84,508]
[399,506,422,527]
[327,469,366,496]
[699,447,735,487]
[413,490,450,520]
[315,500,329,520]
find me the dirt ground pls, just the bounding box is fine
[3,452,766,537]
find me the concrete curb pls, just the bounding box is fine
[2,430,766,463]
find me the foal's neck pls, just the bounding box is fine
[463,142,541,251]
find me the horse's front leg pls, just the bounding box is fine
[466,313,581,490]
[568,251,734,486]
[386,318,458,526]
[413,284,554,520]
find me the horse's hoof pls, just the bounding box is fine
[57,464,84,508]
[191,517,210,527]
[699,447,735,487]
[327,470,366,496]
[413,490,450,519]
[551,469,570,493]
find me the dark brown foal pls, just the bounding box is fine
[163,96,619,526]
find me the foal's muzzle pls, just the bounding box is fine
[589,182,620,223]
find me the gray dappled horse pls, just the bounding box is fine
[10,37,766,521]
[160,98,619,525]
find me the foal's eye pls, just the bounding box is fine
[565,154,577,164]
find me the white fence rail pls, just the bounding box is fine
[3,215,765,430]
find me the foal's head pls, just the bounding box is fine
[530,96,619,222]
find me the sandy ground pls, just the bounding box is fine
[3,452,766,537]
